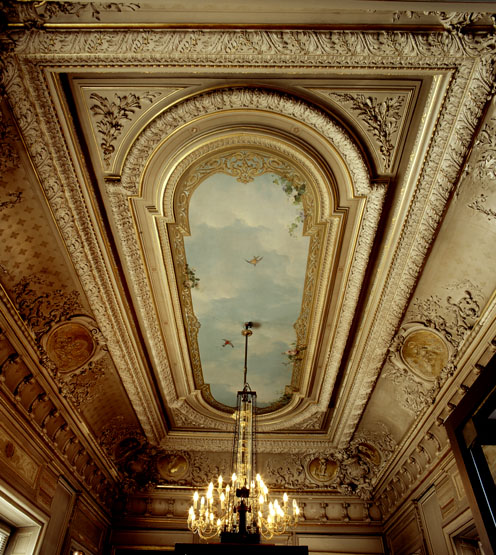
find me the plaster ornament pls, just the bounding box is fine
[307,457,339,483]
[327,92,407,171]
[89,90,162,168]
[157,453,189,481]
[99,416,145,459]
[468,193,496,221]
[411,282,484,349]
[57,358,107,408]
[12,274,82,341]
[472,117,496,182]
[45,320,97,373]
[0,111,20,179]
[2,2,141,26]
[385,324,452,415]
[3,26,494,448]
[400,330,449,380]
[114,89,378,432]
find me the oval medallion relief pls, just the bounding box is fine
[307,457,339,483]
[400,329,449,381]
[45,322,96,373]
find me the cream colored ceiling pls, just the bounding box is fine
[1,1,496,497]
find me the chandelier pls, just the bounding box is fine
[187,322,300,543]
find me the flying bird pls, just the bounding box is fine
[222,339,234,348]
[245,255,263,267]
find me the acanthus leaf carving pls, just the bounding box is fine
[89,90,161,168]
[329,92,406,171]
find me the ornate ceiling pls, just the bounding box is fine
[1,1,496,505]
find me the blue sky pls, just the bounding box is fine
[185,171,309,407]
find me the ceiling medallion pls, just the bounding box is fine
[400,329,449,381]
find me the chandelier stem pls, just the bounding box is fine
[187,321,299,543]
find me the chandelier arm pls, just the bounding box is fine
[187,322,299,543]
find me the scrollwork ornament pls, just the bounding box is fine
[468,193,496,221]
[385,323,452,414]
[428,11,487,34]
[57,357,107,407]
[3,2,141,26]
[0,111,20,179]
[41,314,107,376]
[12,274,82,341]
[99,416,145,459]
[411,282,484,348]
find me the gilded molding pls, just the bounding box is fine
[122,87,369,196]
[3,27,495,452]
[116,89,378,432]
[332,43,495,448]
[3,51,166,444]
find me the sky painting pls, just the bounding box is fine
[185,171,309,407]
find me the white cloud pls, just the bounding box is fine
[183,170,308,406]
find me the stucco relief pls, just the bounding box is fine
[12,274,82,341]
[45,319,98,373]
[3,1,140,25]
[468,194,496,221]
[2,26,495,452]
[116,88,380,432]
[390,325,450,383]
[334,56,495,446]
[100,421,395,498]
[410,282,484,349]
[12,275,108,407]
[326,92,408,172]
[88,90,161,168]
[261,424,396,500]
[465,112,496,222]
[384,283,483,415]
[0,109,20,179]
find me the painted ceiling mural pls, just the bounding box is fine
[175,152,310,408]
[186,170,308,407]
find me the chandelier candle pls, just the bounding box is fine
[187,322,300,542]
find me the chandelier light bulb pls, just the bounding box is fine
[186,322,300,542]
